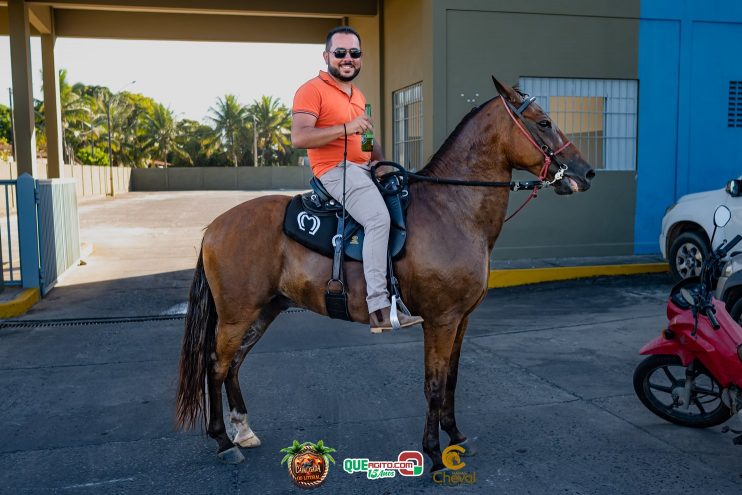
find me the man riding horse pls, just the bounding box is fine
[290,26,424,333]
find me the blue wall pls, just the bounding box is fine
[635,0,742,254]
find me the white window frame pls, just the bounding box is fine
[519,77,638,171]
[392,82,423,171]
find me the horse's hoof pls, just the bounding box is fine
[234,431,261,448]
[217,446,245,464]
[454,439,477,457]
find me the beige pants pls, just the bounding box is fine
[319,162,391,313]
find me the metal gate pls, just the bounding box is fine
[17,174,81,295]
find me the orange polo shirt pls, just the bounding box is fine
[292,71,371,178]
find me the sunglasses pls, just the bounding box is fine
[331,48,362,59]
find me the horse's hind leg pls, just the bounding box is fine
[440,317,474,454]
[225,300,285,448]
[207,314,260,463]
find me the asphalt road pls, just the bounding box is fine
[0,192,740,494]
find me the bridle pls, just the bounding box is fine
[497,94,572,220]
[371,93,575,222]
[500,94,573,184]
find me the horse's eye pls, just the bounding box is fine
[538,120,551,128]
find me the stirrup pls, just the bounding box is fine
[390,294,411,330]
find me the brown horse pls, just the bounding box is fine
[175,78,595,471]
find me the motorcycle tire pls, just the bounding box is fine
[633,354,731,428]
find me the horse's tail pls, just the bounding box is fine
[175,247,217,431]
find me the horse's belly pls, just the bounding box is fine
[280,240,371,323]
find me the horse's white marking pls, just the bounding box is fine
[62,477,135,489]
[230,409,261,448]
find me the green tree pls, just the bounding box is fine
[56,70,99,164]
[141,104,190,166]
[247,96,292,166]
[208,94,248,167]
[175,119,222,167]
[0,104,12,144]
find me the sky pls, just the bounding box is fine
[0,38,326,122]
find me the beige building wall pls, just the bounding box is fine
[348,14,382,139]
[381,0,434,163]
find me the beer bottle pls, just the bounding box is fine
[361,104,374,152]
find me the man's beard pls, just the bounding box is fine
[328,63,360,82]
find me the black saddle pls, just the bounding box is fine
[283,173,409,261]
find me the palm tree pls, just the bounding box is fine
[247,95,292,166]
[208,94,248,167]
[141,104,190,166]
[177,119,220,166]
[51,70,99,164]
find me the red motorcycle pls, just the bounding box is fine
[634,206,742,442]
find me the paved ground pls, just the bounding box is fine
[1,192,741,494]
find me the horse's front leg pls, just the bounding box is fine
[440,317,476,454]
[422,322,458,472]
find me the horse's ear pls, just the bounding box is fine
[491,76,518,103]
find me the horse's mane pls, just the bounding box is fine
[417,84,527,175]
[418,95,499,175]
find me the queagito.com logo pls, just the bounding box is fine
[343,451,424,479]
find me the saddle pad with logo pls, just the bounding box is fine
[282,194,407,261]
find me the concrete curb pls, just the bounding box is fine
[0,243,94,319]
[0,288,40,318]
[488,262,669,289]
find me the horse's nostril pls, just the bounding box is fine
[586,169,596,180]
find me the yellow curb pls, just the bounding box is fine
[488,263,669,289]
[0,288,41,318]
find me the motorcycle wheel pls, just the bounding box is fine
[633,355,731,428]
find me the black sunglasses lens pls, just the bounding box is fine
[333,49,361,59]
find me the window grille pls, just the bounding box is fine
[393,82,423,170]
[519,78,638,171]
[729,81,742,128]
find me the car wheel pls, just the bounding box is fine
[729,297,742,326]
[668,231,709,282]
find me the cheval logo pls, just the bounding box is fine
[297,212,321,235]
[434,444,476,486]
[280,440,336,489]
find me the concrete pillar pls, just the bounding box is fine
[8,0,38,177]
[41,30,64,178]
